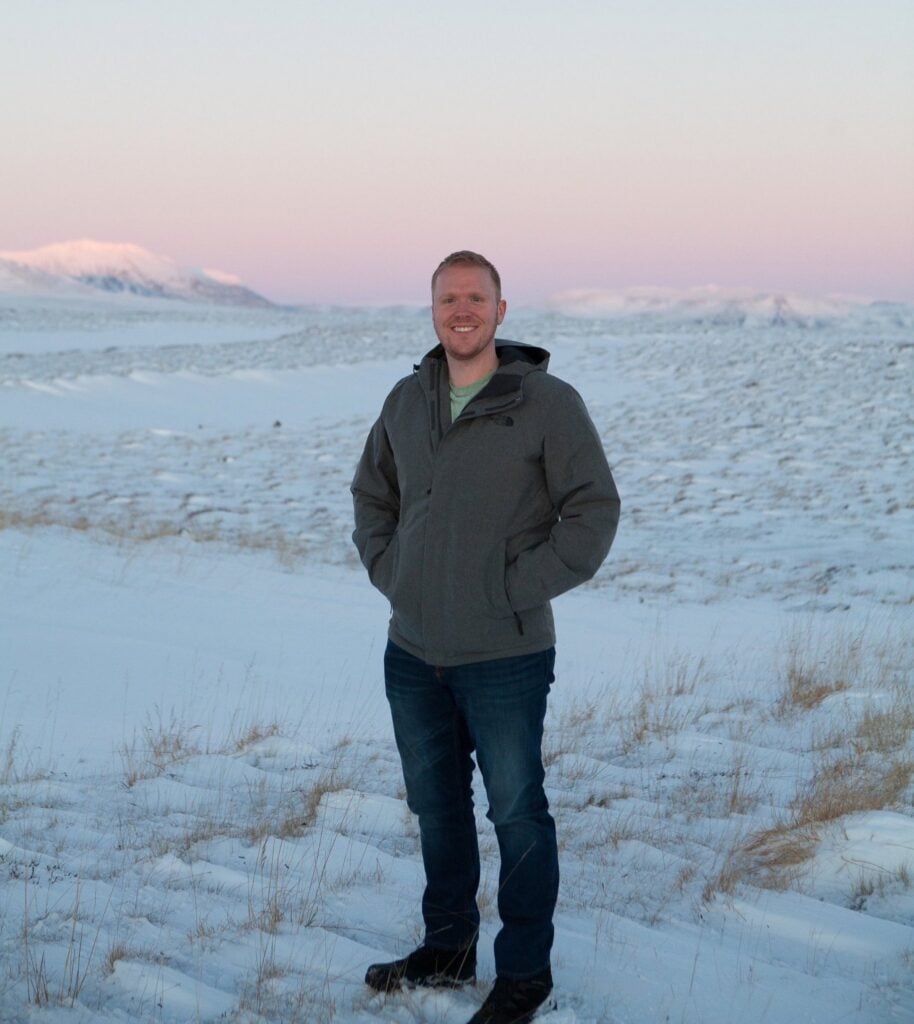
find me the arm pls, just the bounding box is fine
[351,415,400,597]
[505,387,620,612]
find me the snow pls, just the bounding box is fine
[1,296,912,1022]
[0,241,273,308]
[0,241,184,283]
[202,268,245,287]
[549,285,914,331]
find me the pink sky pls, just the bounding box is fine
[2,2,912,304]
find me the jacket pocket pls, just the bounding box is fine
[387,528,427,648]
[370,533,400,600]
[485,538,514,618]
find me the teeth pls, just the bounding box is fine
[453,326,475,332]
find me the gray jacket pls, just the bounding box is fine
[351,340,620,666]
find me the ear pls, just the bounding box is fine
[496,299,507,324]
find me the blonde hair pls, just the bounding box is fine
[432,251,501,300]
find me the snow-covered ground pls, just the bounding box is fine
[1,297,912,1022]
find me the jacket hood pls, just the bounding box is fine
[415,338,550,420]
[418,338,550,372]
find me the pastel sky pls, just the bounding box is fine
[2,1,912,304]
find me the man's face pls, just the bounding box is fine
[432,264,506,365]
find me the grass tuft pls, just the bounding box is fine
[778,628,859,712]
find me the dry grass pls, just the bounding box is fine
[543,699,603,769]
[240,731,355,848]
[4,610,911,1019]
[777,626,873,713]
[701,850,746,903]
[241,765,352,847]
[1,731,48,828]
[619,652,710,754]
[737,825,822,891]
[2,686,360,1019]
[1,729,20,782]
[230,719,282,753]
[247,841,294,935]
[299,766,351,831]
[102,941,154,975]
[138,749,356,865]
[0,504,318,568]
[22,876,109,1007]
[0,725,48,788]
[740,767,913,891]
[725,752,757,816]
[854,699,914,757]
[119,708,287,788]
[244,779,363,942]
[1,726,21,785]
[0,508,61,533]
[692,624,914,899]
[848,861,913,912]
[618,685,690,754]
[115,709,355,880]
[793,757,912,829]
[119,707,203,787]
[737,673,914,891]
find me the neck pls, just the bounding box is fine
[446,348,499,388]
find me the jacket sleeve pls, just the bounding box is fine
[351,414,401,597]
[505,386,620,612]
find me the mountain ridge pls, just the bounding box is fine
[0,240,275,308]
[546,284,914,328]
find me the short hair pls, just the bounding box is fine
[431,251,502,300]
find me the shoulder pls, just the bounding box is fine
[380,371,423,417]
[523,369,589,410]
[523,371,602,444]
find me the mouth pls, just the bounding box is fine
[452,325,477,333]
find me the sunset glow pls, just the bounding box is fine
[2,1,911,304]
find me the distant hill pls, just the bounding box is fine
[0,240,275,308]
[548,285,913,329]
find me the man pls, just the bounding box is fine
[351,251,619,1024]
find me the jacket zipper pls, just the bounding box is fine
[455,389,523,423]
[427,361,443,448]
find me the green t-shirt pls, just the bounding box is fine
[450,371,495,422]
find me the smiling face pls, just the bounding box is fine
[432,264,507,382]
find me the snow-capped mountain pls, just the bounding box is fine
[548,284,911,329]
[0,240,275,307]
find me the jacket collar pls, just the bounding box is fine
[415,339,549,442]
[416,338,549,397]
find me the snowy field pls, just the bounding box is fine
[1,296,913,1022]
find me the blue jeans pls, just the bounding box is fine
[383,640,558,980]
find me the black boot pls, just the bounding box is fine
[365,941,477,993]
[467,967,554,1023]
